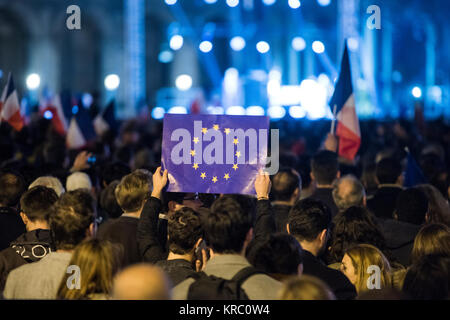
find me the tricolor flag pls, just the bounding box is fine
[66,102,96,149]
[404,151,427,188]
[41,94,68,136]
[93,99,119,136]
[329,42,361,161]
[0,73,24,131]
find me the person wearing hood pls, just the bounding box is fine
[0,186,58,292]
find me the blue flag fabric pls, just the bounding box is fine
[329,43,353,115]
[162,114,269,194]
[404,152,427,188]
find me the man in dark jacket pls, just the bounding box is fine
[0,171,26,250]
[0,186,58,291]
[287,198,357,300]
[308,151,340,217]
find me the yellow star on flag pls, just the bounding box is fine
[193,137,199,144]
[224,128,231,135]
[190,150,196,156]
[213,124,219,131]
[193,163,199,170]
[224,173,230,180]
[212,176,218,183]
[235,151,241,158]
[233,138,239,145]
[232,164,238,171]
[202,128,208,134]
[200,172,206,179]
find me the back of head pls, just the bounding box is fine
[287,198,332,242]
[205,197,252,254]
[20,186,58,222]
[330,206,386,262]
[332,175,366,212]
[29,176,65,197]
[272,168,301,202]
[0,171,26,207]
[112,264,171,300]
[247,233,303,277]
[376,157,402,184]
[66,172,92,192]
[311,150,339,185]
[50,189,96,250]
[403,254,450,300]
[417,184,450,226]
[99,180,122,219]
[411,223,450,264]
[279,275,336,300]
[115,170,152,213]
[101,161,131,186]
[168,207,203,254]
[395,188,429,225]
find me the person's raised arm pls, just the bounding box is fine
[137,167,169,263]
[253,170,276,242]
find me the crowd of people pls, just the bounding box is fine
[0,112,449,300]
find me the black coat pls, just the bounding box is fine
[367,186,403,219]
[0,207,25,251]
[272,204,291,233]
[308,188,339,218]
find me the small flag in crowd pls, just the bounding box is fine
[0,73,24,131]
[66,101,96,149]
[329,41,361,161]
[93,99,119,136]
[404,150,427,188]
[41,94,68,136]
[162,114,269,194]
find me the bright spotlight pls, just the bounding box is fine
[256,41,270,54]
[204,0,217,3]
[199,40,213,53]
[288,0,301,9]
[165,0,177,5]
[43,110,53,120]
[347,37,359,52]
[412,86,422,99]
[175,74,193,91]
[317,0,331,6]
[246,106,265,116]
[26,73,41,90]
[226,0,239,7]
[170,35,184,51]
[291,37,306,51]
[158,50,174,63]
[104,74,120,91]
[151,107,165,119]
[230,36,246,51]
[206,106,225,115]
[267,106,286,119]
[168,106,188,114]
[289,106,306,119]
[312,41,325,54]
[262,0,277,5]
[226,106,245,115]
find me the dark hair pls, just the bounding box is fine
[221,194,256,226]
[376,157,402,184]
[311,151,339,185]
[162,192,186,212]
[288,198,331,242]
[395,188,429,225]
[50,190,96,250]
[247,233,303,276]
[99,180,122,219]
[272,168,301,202]
[0,171,26,207]
[402,254,450,300]
[20,186,58,222]
[101,162,131,186]
[168,207,203,255]
[329,206,388,263]
[204,197,252,254]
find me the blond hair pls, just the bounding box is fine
[279,275,336,300]
[411,223,450,265]
[115,170,152,212]
[345,244,392,294]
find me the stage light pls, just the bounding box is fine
[151,107,165,119]
[82,93,93,108]
[347,37,359,51]
[26,73,40,90]
[267,106,286,119]
[165,0,177,5]
[292,37,306,51]
[43,110,53,120]
[170,35,184,51]
[104,74,120,91]
[289,106,306,119]
[230,36,246,51]
[267,79,281,97]
[226,0,239,7]
[299,79,328,119]
[317,0,331,6]
[175,74,192,91]
[256,41,270,54]
[288,0,301,9]
[158,50,174,63]
[246,106,265,116]
[312,41,325,53]
[199,40,213,53]
[226,106,245,115]
[72,105,79,115]
[168,106,188,114]
[224,68,239,94]
[412,86,422,99]
[204,0,218,3]
[206,106,225,115]
[430,86,442,103]
[262,0,277,5]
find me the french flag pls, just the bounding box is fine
[0,73,24,131]
[329,41,361,161]
[41,94,68,136]
[66,100,96,149]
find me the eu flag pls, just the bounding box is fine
[161,114,269,195]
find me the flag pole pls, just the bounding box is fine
[330,104,337,134]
